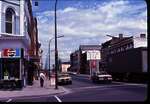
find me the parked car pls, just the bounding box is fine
[68,71,77,75]
[58,73,72,85]
[91,71,112,83]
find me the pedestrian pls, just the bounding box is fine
[40,72,45,87]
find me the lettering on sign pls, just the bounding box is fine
[87,50,101,60]
[2,48,21,58]
[8,49,16,57]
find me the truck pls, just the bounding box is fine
[89,60,112,83]
[106,47,147,83]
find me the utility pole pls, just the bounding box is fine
[54,0,58,89]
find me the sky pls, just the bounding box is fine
[32,0,147,69]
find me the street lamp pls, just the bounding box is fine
[34,0,59,89]
[48,35,64,80]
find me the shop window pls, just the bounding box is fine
[5,8,15,34]
[2,59,20,80]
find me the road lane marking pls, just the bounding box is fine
[6,99,12,102]
[54,95,62,102]
[113,81,147,87]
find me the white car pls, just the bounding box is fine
[58,73,72,85]
[91,71,112,83]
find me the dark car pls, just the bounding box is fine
[91,71,112,83]
[58,73,72,85]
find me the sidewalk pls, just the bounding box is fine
[0,79,67,99]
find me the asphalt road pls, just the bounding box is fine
[3,75,148,102]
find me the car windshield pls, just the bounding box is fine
[58,74,69,77]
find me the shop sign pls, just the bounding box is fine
[2,48,21,58]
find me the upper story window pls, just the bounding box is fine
[5,8,15,34]
[117,48,120,52]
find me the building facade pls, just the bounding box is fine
[61,62,70,73]
[70,50,80,73]
[0,0,39,88]
[70,45,101,75]
[101,34,147,82]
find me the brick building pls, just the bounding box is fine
[0,0,40,88]
[70,45,101,75]
[101,34,147,82]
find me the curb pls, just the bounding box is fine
[113,81,147,86]
[0,87,67,101]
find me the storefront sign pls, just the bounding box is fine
[2,48,21,58]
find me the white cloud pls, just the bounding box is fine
[36,0,147,68]
[63,7,77,13]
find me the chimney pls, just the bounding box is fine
[119,33,123,38]
[140,34,146,38]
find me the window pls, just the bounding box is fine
[5,8,15,34]
[117,48,120,52]
[108,57,112,63]
[110,50,113,54]
[129,44,133,49]
[2,59,20,80]
[121,47,124,51]
[126,44,129,50]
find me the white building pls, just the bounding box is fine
[0,0,33,88]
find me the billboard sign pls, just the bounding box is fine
[2,48,21,58]
[87,50,101,60]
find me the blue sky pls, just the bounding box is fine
[32,0,147,69]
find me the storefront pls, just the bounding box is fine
[0,48,25,89]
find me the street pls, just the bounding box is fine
[4,75,147,102]
[0,0,148,103]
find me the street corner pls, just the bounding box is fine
[48,86,70,96]
[58,86,72,95]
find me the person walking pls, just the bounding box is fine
[40,72,45,87]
